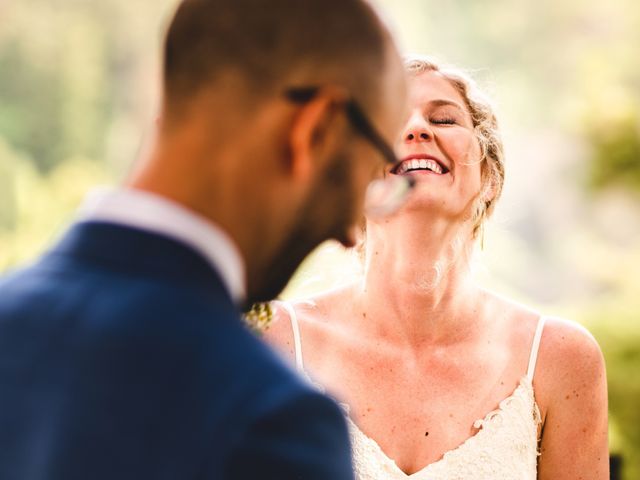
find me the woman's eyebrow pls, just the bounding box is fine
[427,99,466,111]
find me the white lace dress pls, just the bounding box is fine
[281,302,544,480]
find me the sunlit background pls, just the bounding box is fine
[1,0,639,476]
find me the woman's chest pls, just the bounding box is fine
[307,349,528,475]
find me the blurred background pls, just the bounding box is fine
[1,0,638,476]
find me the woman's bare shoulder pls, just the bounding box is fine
[537,316,605,384]
[488,292,606,418]
[529,315,606,431]
[262,283,357,354]
[487,290,604,380]
[483,291,604,381]
[535,317,608,476]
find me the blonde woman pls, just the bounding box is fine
[264,57,608,479]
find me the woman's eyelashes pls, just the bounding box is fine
[430,116,457,125]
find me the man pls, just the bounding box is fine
[0,0,408,478]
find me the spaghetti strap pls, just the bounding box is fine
[526,316,546,381]
[280,301,305,372]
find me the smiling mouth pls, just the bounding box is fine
[392,157,449,175]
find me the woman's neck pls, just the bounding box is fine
[354,214,486,348]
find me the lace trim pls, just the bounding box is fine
[473,378,531,429]
[346,376,542,479]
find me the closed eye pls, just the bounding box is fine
[431,117,456,125]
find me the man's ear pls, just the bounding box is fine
[288,89,347,184]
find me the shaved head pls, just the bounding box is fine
[163,0,391,115]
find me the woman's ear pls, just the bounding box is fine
[480,163,498,203]
[483,182,496,204]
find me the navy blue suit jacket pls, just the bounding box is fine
[0,222,354,480]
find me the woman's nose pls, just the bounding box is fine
[403,112,432,143]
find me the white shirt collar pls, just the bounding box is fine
[77,187,247,304]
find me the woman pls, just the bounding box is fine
[263,57,608,479]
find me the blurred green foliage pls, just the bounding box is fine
[583,301,640,476]
[586,109,640,192]
[1,0,639,477]
[0,2,112,171]
[0,140,111,271]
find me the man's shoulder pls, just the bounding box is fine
[222,365,354,479]
[0,248,314,395]
[1,229,233,314]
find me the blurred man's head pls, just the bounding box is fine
[132,0,407,305]
[162,0,395,119]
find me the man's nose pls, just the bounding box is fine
[402,112,432,143]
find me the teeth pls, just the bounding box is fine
[427,160,443,174]
[397,158,444,175]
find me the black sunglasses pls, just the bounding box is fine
[284,87,399,166]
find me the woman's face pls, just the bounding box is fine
[391,71,483,224]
